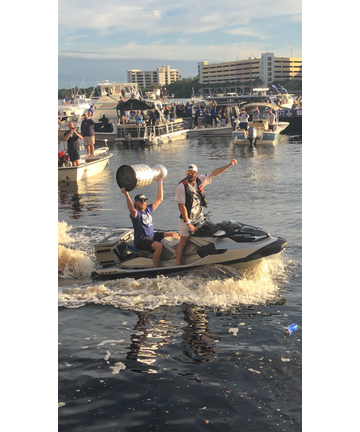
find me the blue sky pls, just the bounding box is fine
[58,1,302,88]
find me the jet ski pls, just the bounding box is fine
[92,213,287,280]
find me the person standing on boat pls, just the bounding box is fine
[251,106,260,121]
[81,112,95,157]
[87,105,96,117]
[170,103,177,122]
[63,122,83,166]
[116,97,125,119]
[239,108,249,131]
[210,101,218,127]
[194,105,200,127]
[174,160,237,266]
[267,109,276,131]
[135,111,144,126]
[149,109,157,126]
[99,114,109,130]
[164,105,170,121]
[121,182,180,268]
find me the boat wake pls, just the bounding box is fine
[58,222,289,310]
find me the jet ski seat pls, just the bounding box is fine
[128,241,153,258]
[160,237,180,260]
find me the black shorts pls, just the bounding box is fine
[239,123,248,131]
[69,148,80,162]
[135,232,164,252]
[268,125,275,131]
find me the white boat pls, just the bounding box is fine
[58,95,91,118]
[91,81,141,122]
[187,124,233,137]
[58,147,113,182]
[232,103,289,146]
[186,99,233,137]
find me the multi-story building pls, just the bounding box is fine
[198,53,302,87]
[127,65,180,87]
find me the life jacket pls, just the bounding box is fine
[178,177,207,219]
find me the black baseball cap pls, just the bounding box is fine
[134,194,148,202]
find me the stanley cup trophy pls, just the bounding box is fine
[116,164,168,191]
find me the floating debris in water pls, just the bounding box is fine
[284,324,298,336]
[109,362,126,374]
[248,368,261,374]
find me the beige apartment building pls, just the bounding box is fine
[127,65,180,87]
[198,53,302,87]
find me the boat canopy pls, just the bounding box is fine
[120,99,154,111]
[241,102,280,111]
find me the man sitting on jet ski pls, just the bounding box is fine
[174,159,237,266]
[121,180,180,268]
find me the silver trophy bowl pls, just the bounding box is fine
[116,164,168,191]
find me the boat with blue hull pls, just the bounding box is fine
[278,108,302,134]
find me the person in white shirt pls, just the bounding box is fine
[174,160,237,265]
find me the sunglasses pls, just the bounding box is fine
[137,199,147,203]
[186,170,196,175]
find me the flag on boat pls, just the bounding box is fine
[271,84,279,91]
[138,87,143,100]
[279,85,288,93]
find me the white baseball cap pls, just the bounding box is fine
[187,164,198,172]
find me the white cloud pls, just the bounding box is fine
[58,1,301,36]
[59,40,298,62]
[58,1,302,62]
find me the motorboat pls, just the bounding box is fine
[186,100,233,138]
[58,95,91,118]
[204,88,298,110]
[187,123,233,138]
[116,99,188,145]
[58,147,113,182]
[91,81,141,122]
[278,107,302,134]
[232,103,289,146]
[92,213,287,280]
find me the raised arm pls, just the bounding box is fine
[210,159,237,180]
[121,188,137,218]
[151,179,163,211]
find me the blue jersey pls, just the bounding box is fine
[130,204,154,246]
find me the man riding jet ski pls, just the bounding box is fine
[92,160,287,280]
[92,213,287,280]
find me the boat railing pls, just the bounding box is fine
[117,119,185,140]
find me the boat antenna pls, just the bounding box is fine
[89,79,99,99]
[77,78,85,97]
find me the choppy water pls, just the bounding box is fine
[58,132,302,431]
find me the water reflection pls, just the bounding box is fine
[124,306,219,372]
[179,305,218,364]
[126,312,171,371]
[58,170,111,220]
